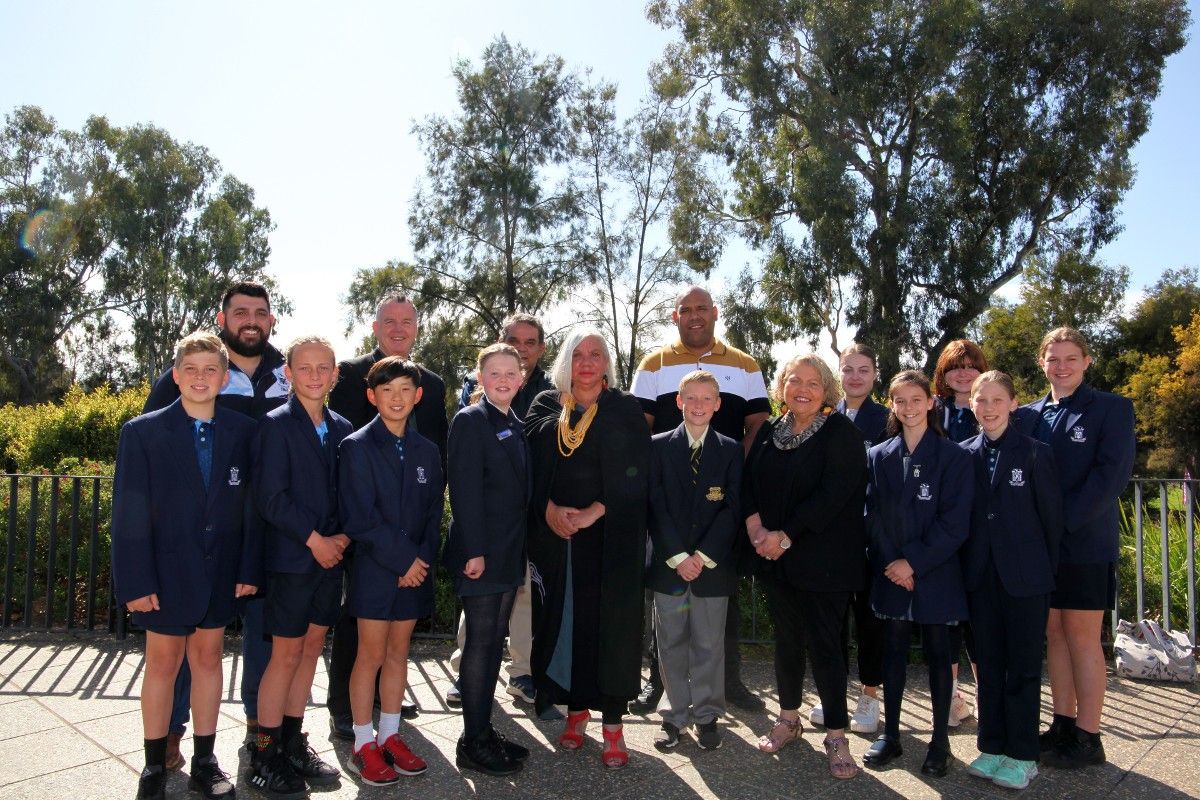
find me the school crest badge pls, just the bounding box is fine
[917,483,933,501]
[228,467,241,486]
[912,465,921,478]
[416,466,427,484]
[706,486,724,502]
[1070,426,1087,443]
[1009,468,1025,487]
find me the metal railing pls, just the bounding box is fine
[2,473,1197,651]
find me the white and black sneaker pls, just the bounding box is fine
[189,755,236,799]
[654,723,681,751]
[284,733,340,786]
[246,748,306,799]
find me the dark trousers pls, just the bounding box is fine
[326,595,357,718]
[970,564,1049,761]
[459,590,516,740]
[844,581,884,688]
[762,576,851,729]
[948,620,977,666]
[883,619,953,753]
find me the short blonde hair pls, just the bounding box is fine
[173,331,228,370]
[771,354,840,408]
[548,328,618,392]
[678,369,719,394]
[970,370,1017,400]
[1038,326,1090,360]
[285,335,336,366]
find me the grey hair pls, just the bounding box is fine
[548,327,618,392]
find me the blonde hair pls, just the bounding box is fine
[469,343,523,404]
[678,369,720,394]
[548,328,618,392]
[1038,326,1090,360]
[970,370,1017,401]
[173,331,228,370]
[285,335,335,366]
[771,354,840,408]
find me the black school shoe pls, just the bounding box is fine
[136,765,166,800]
[726,680,766,712]
[1044,728,1106,769]
[401,700,419,719]
[920,745,954,777]
[863,735,903,768]
[490,728,530,762]
[627,681,663,715]
[329,713,354,741]
[456,732,523,777]
[246,747,306,799]
[189,754,236,799]
[1039,715,1076,752]
[285,732,341,785]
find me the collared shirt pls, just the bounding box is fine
[983,429,1007,482]
[1034,394,1072,444]
[315,418,329,446]
[192,417,214,489]
[665,423,717,571]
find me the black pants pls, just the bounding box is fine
[763,576,851,729]
[970,564,1049,761]
[883,619,953,753]
[460,590,516,740]
[948,621,977,666]
[844,580,884,688]
[325,594,357,718]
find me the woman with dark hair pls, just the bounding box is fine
[745,354,867,780]
[525,329,651,768]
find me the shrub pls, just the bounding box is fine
[1117,482,1198,633]
[0,384,148,472]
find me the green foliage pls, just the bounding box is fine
[1123,311,1200,476]
[0,384,147,472]
[1117,484,1198,633]
[650,0,1190,382]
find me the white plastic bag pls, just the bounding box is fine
[1114,618,1197,683]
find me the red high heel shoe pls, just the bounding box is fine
[558,709,590,750]
[601,725,628,768]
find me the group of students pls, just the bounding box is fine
[112,279,1133,798]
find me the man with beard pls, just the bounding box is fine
[325,292,448,736]
[628,285,771,714]
[142,281,289,771]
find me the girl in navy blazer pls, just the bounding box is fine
[862,370,972,778]
[338,358,444,786]
[1012,327,1135,768]
[444,344,532,776]
[961,371,1063,790]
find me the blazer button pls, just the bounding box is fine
[987,513,995,520]
[205,524,214,531]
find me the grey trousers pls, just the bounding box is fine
[653,589,728,728]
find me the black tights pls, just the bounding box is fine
[460,590,516,740]
[882,620,953,753]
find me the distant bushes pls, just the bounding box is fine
[0,384,147,473]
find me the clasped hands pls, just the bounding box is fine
[398,557,429,588]
[745,513,788,560]
[675,553,705,582]
[546,500,605,539]
[884,558,915,591]
[308,531,350,569]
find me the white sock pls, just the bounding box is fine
[377,712,402,745]
[352,723,375,752]
[951,679,959,698]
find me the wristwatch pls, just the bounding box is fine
[779,535,792,550]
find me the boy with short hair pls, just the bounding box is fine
[112,331,261,800]
[647,369,742,751]
[247,336,352,797]
[338,357,444,786]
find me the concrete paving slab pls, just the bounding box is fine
[0,698,62,741]
[0,725,108,786]
[0,752,136,800]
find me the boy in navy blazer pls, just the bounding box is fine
[247,336,351,795]
[647,370,742,751]
[1012,327,1135,768]
[338,357,444,786]
[112,332,259,800]
[961,371,1063,790]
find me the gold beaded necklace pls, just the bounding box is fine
[557,393,599,457]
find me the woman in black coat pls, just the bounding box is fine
[525,328,650,768]
[744,353,867,780]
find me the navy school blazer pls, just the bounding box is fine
[866,428,973,624]
[1012,383,1134,564]
[960,430,1064,597]
[443,399,531,590]
[836,396,889,448]
[254,396,353,575]
[338,416,444,620]
[111,399,261,627]
[647,424,743,598]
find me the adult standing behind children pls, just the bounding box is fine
[630,285,771,714]
[141,281,287,767]
[325,292,448,732]
[446,313,555,713]
[1013,327,1134,769]
[445,344,534,776]
[114,332,260,800]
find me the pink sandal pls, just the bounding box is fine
[757,715,802,753]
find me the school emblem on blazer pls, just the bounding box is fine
[416,466,428,484]
[1070,425,1087,443]
[1009,468,1025,487]
[228,467,241,486]
[706,486,724,502]
[917,483,933,501]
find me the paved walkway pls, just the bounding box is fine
[0,631,1196,799]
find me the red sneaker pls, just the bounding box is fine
[380,734,428,776]
[348,742,399,786]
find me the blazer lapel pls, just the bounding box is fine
[1061,384,1093,443]
[369,417,408,490]
[288,396,329,465]
[164,402,208,509]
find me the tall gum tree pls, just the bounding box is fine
[649,0,1189,379]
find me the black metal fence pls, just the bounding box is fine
[2,473,1197,651]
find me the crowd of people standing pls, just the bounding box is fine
[111,279,1134,799]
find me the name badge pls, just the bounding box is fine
[706,486,724,502]
[496,428,513,440]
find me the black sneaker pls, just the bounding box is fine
[456,732,522,777]
[1039,716,1075,752]
[628,681,663,715]
[246,748,306,799]
[1044,728,1106,769]
[284,732,341,786]
[136,765,166,800]
[401,700,419,719]
[490,728,530,762]
[726,680,766,711]
[189,755,236,799]
[696,720,722,750]
[329,714,354,742]
[654,723,681,751]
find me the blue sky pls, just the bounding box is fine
[3,1,1196,358]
